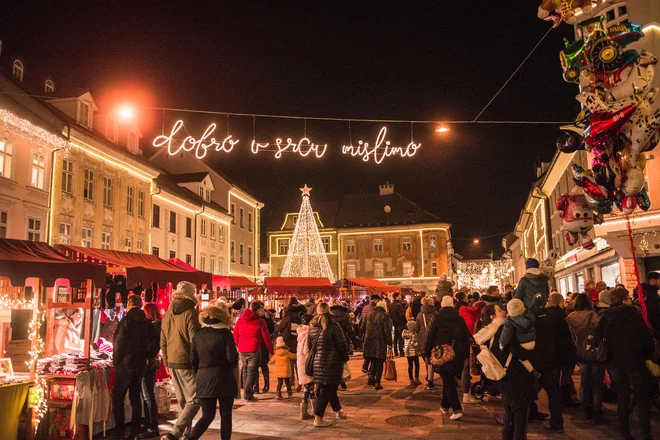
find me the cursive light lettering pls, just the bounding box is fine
[342,127,421,164]
[153,120,238,159]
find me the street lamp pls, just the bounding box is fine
[473,238,480,244]
[117,105,135,122]
[435,125,450,133]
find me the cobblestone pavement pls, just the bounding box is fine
[147,355,658,440]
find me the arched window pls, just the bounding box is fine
[12,60,24,81]
[45,79,55,93]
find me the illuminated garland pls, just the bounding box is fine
[0,108,68,150]
[456,259,513,289]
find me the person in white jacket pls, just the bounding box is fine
[297,314,315,420]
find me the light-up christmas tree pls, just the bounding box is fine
[281,184,336,283]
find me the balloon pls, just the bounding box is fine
[585,104,638,148]
[572,164,609,201]
[622,167,645,196]
[618,147,632,171]
[537,0,597,26]
[622,195,637,215]
[584,193,614,214]
[556,193,596,249]
[556,130,584,153]
[635,152,647,170]
[637,188,651,211]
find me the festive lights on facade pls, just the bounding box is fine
[0,108,68,150]
[280,185,336,283]
[456,259,513,289]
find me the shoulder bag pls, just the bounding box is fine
[477,336,512,381]
[305,329,321,377]
[383,347,398,381]
[430,324,459,368]
[575,313,607,363]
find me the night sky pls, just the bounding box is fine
[2,1,580,258]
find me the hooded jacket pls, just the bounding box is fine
[389,299,407,327]
[233,309,274,354]
[270,346,296,379]
[416,304,436,350]
[161,296,201,369]
[499,309,537,349]
[566,309,599,343]
[296,324,313,385]
[545,306,575,366]
[331,305,356,347]
[278,304,306,352]
[459,305,480,335]
[514,272,549,309]
[307,314,349,385]
[191,322,238,398]
[435,280,453,299]
[114,307,154,369]
[596,304,654,373]
[363,306,393,360]
[424,307,471,377]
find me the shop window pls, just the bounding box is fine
[601,262,621,287]
[576,273,585,293]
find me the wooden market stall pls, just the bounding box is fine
[0,239,106,440]
[338,278,401,300]
[263,277,335,309]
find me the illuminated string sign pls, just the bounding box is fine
[153,120,421,163]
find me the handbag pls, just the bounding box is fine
[477,337,512,381]
[342,362,351,381]
[430,326,458,368]
[305,331,321,377]
[383,347,398,381]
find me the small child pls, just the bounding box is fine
[270,336,297,400]
[499,295,543,385]
[402,320,422,386]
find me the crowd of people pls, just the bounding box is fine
[108,263,660,440]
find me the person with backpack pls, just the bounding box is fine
[112,295,156,440]
[140,304,163,439]
[473,303,536,439]
[566,293,606,424]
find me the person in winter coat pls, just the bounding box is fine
[594,290,612,315]
[474,302,536,440]
[416,297,437,389]
[270,336,297,400]
[514,258,549,309]
[640,271,660,335]
[389,292,407,357]
[233,301,274,402]
[307,303,350,427]
[359,294,381,373]
[140,304,162,438]
[566,293,606,424]
[458,303,481,404]
[254,305,275,394]
[330,299,357,389]
[188,305,238,440]
[278,298,306,391]
[499,296,544,385]
[424,296,471,421]
[161,282,202,440]
[112,295,155,440]
[596,287,655,440]
[454,291,469,310]
[545,293,577,407]
[405,295,423,321]
[435,274,454,300]
[297,314,315,421]
[402,320,422,386]
[363,300,393,390]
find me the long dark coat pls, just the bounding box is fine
[307,313,350,386]
[278,304,305,352]
[330,305,357,347]
[423,307,471,378]
[191,324,239,398]
[363,307,392,360]
[545,306,575,367]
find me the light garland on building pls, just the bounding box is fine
[281,185,336,283]
[456,259,513,290]
[0,108,69,150]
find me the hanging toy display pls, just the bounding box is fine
[553,13,659,217]
[556,193,601,249]
[537,0,601,27]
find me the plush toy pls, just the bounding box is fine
[538,0,598,26]
[540,249,559,278]
[556,193,596,249]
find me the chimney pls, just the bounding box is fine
[379,182,394,196]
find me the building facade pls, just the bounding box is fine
[266,184,451,292]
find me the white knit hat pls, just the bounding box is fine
[377,300,388,309]
[174,281,197,303]
[506,298,525,317]
[275,336,287,348]
[441,296,454,308]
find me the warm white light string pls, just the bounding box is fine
[0,108,68,150]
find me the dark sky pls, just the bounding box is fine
[2,1,579,258]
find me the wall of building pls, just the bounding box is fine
[268,228,339,279]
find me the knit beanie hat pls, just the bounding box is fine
[275,336,287,348]
[598,290,612,306]
[506,298,525,317]
[441,296,454,308]
[174,281,197,304]
[406,320,419,331]
[525,258,540,270]
[376,300,388,309]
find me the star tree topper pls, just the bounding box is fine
[300,184,312,197]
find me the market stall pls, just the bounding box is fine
[0,239,106,440]
[263,277,335,309]
[338,278,401,299]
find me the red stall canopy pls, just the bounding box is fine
[0,239,107,287]
[167,258,231,291]
[344,278,401,294]
[264,277,335,298]
[58,245,212,288]
[230,276,258,288]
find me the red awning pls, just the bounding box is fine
[0,239,107,287]
[265,277,333,287]
[167,258,231,291]
[343,278,400,293]
[230,276,258,288]
[57,245,212,288]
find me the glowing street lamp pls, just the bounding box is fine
[435,125,450,133]
[117,106,135,121]
[473,238,480,244]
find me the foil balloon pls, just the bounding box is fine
[556,193,596,250]
[622,195,637,215]
[584,104,638,148]
[572,164,609,201]
[538,0,598,26]
[622,167,645,196]
[556,129,585,153]
[637,188,651,211]
[584,193,614,214]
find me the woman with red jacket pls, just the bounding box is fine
[459,303,481,404]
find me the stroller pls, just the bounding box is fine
[469,343,501,400]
